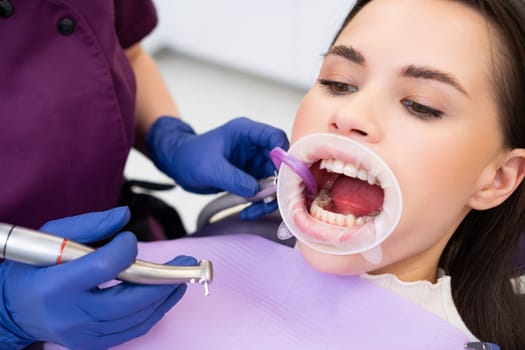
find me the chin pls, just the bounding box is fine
[297,241,378,276]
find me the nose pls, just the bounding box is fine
[328,93,383,143]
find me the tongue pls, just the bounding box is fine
[330,176,384,217]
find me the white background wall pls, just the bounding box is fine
[143,0,355,89]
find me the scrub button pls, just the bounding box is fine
[57,16,75,35]
[0,0,14,18]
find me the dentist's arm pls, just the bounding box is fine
[125,43,180,153]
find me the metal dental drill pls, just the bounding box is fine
[0,223,213,296]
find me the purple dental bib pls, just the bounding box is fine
[45,234,468,350]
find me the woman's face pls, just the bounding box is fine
[291,0,507,280]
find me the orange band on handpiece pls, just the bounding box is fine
[56,239,68,264]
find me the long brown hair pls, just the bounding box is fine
[333,1,525,348]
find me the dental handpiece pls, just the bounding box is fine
[0,223,213,296]
[196,176,278,230]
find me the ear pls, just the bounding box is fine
[469,148,525,210]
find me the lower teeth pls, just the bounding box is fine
[309,191,376,227]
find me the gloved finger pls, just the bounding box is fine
[260,153,280,177]
[86,255,197,320]
[240,200,278,220]
[241,149,277,179]
[51,232,138,290]
[231,117,289,151]
[214,160,259,197]
[86,285,188,350]
[79,283,187,335]
[39,207,131,243]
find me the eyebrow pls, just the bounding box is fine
[326,45,366,65]
[325,45,469,96]
[402,65,468,96]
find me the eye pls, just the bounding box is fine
[318,79,358,95]
[401,99,443,120]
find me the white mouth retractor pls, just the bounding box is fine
[274,133,403,264]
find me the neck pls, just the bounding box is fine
[370,256,439,282]
[370,230,454,283]
[370,208,470,283]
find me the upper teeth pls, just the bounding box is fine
[320,159,379,186]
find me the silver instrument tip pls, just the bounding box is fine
[195,259,212,296]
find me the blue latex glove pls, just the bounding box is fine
[0,207,196,350]
[146,116,289,219]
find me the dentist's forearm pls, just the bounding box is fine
[126,43,181,154]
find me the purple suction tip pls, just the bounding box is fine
[270,147,318,199]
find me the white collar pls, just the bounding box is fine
[361,269,478,341]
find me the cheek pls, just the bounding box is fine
[386,118,498,207]
[378,138,490,256]
[390,143,475,233]
[397,137,489,203]
[291,92,330,143]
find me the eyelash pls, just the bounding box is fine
[400,99,443,119]
[318,78,358,95]
[318,78,444,120]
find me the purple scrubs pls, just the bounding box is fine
[0,0,157,228]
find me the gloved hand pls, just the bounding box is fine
[146,116,289,219]
[0,207,196,350]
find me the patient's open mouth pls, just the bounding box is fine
[275,133,402,255]
[308,159,384,227]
